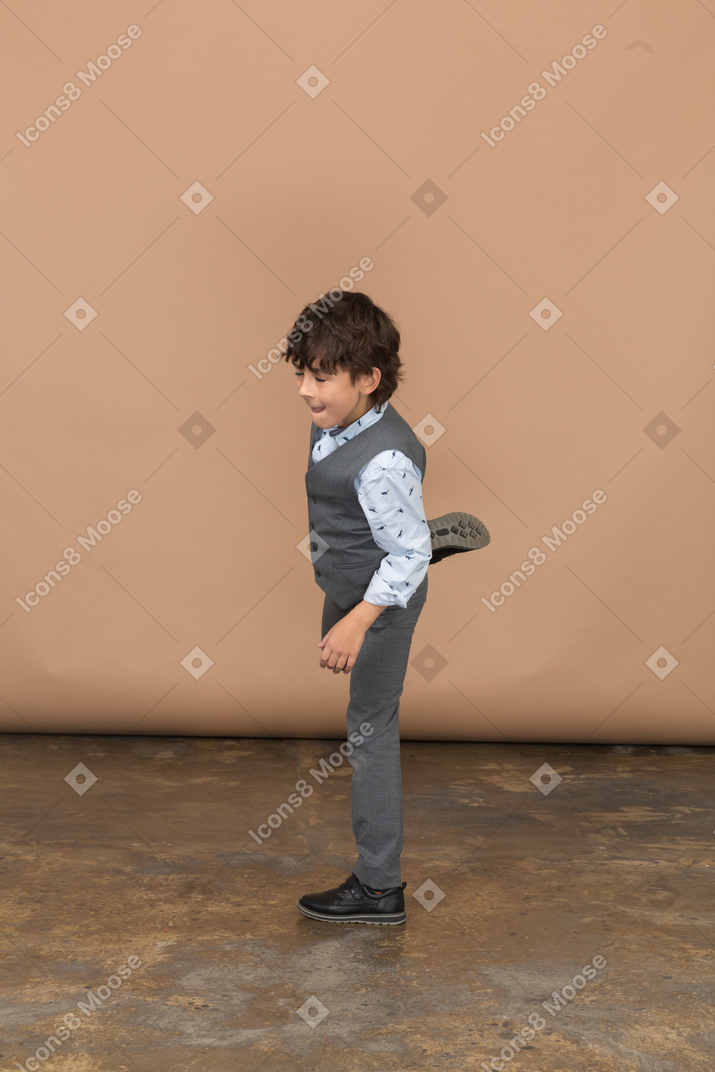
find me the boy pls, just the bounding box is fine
[284,290,487,925]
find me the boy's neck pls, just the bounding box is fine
[336,395,378,429]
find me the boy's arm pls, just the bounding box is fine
[355,452,431,610]
[317,452,428,673]
[349,598,387,628]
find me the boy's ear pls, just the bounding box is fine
[361,367,381,393]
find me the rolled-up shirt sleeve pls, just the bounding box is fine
[354,450,432,609]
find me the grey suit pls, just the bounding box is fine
[306,402,430,887]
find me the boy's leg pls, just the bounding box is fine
[323,575,428,890]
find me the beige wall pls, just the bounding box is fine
[1,2,713,742]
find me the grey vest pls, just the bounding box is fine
[305,401,427,609]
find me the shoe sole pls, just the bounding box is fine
[429,511,490,563]
[296,900,406,925]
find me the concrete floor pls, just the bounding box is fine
[1,734,713,1071]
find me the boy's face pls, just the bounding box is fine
[295,361,381,429]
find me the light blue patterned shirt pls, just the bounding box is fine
[311,401,431,609]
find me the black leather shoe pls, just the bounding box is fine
[296,873,407,925]
[428,511,490,563]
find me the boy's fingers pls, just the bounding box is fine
[321,646,343,671]
[319,642,355,672]
[335,651,350,673]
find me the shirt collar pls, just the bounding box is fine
[322,401,386,440]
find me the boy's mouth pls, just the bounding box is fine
[310,405,325,413]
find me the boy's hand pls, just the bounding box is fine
[318,616,367,674]
[318,600,387,674]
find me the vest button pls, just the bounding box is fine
[309,542,317,552]
[311,497,317,504]
[310,521,315,529]
[315,570,321,577]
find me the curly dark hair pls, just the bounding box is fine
[282,290,404,408]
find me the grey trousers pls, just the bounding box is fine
[320,573,429,889]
